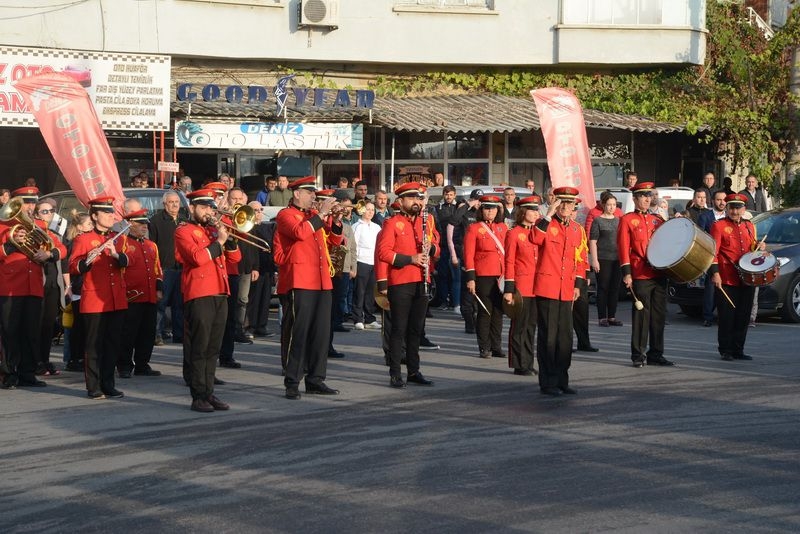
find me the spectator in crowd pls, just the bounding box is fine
[501,187,517,228]
[524,179,538,195]
[722,176,735,196]
[686,188,710,224]
[624,172,638,189]
[34,199,66,376]
[373,190,392,226]
[179,176,193,194]
[353,182,369,203]
[739,174,768,213]
[0,188,10,207]
[246,201,276,338]
[218,173,234,190]
[698,172,717,203]
[539,187,555,217]
[255,175,276,206]
[61,211,92,372]
[668,178,681,187]
[699,190,728,327]
[149,190,186,346]
[434,185,460,311]
[589,192,623,328]
[433,172,445,187]
[336,176,349,189]
[351,199,382,330]
[268,175,292,207]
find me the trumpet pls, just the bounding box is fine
[86,221,131,265]
[311,200,347,218]
[212,204,271,252]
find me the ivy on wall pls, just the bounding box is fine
[369,2,800,187]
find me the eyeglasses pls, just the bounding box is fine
[37,209,54,214]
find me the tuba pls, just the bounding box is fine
[0,197,54,259]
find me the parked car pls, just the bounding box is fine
[668,206,800,323]
[593,187,634,214]
[428,185,536,206]
[40,187,189,220]
[656,186,695,217]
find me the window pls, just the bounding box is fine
[393,0,496,14]
[563,0,666,25]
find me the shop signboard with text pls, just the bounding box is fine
[0,45,171,130]
[175,121,364,151]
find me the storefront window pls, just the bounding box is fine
[323,126,382,160]
[588,129,631,159]
[508,130,546,158]
[446,133,488,159]
[321,163,382,192]
[448,163,489,187]
[508,162,548,189]
[385,131,445,160]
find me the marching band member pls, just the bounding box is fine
[503,195,541,376]
[175,189,241,412]
[618,182,674,368]
[530,187,588,396]
[0,187,66,389]
[274,176,343,400]
[69,196,128,400]
[709,193,764,361]
[375,182,439,388]
[464,195,507,360]
[118,209,163,378]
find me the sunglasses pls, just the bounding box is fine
[37,209,54,214]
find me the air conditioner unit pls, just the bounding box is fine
[299,0,339,29]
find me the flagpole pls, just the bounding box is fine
[390,132,395,192]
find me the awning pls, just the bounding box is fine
[170,93,691,134]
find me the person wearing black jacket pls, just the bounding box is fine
[234,202,265,341]
[148,191,186,344]
[434,185,460,309]
[247,208,276,337]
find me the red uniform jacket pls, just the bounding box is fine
[69,229,129,313]
[464,221,507,282]
[375,213,440,289]
[0,221,67,297]
[274,204,343,294]
[174,222,241,302]
[122,236,163,304]
[617,210,664,279]
[531,216,588,301]
[504,225,538,297]
[709,217,757,286]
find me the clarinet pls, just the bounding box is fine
[421,206,430,295]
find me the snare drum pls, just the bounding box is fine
[737,251,779,286]
[646,218,716,284]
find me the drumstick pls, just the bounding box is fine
[474,294,491,315]
[719,286,736,309]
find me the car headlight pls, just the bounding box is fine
[777,257,792,268]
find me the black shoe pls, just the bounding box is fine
[103,388,124,398]
[389,376,407,389]
[244,332,254,340]
[420,338,439,350]
[214,377,226,385]
[18,378,47,387]
[233,334,253,344]
[632,358,646,368]
[333,325,351,333]
[208,395,230,410]
[191,398,214,412]
[647,357,675,366]
[733,354,753,360]
[407,372,434,386]
[87,391,106,400]
[559,386,577,394]
[118,369,132,379]
[577,346,599,352]
[305,382,339,395]
[285,387,301,400]
[328,350,346,359]
[426,310,434,318]
[64,361,84,372]
[513,369,533,376]
[492,352,506,358]
[540,387,561,396]
[703,320,713,327]
[134,367,162,376]
[479,351,492,359]
[720,353,735,361]
[219,359,241,369]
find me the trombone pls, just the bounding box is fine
[213,203,271,252]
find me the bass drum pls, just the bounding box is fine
[737,251,779,286]
[646,217,716,284]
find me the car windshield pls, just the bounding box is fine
[753,210,800,245]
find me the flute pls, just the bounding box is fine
[85,221,131,265]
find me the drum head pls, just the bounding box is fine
[738,251,777,273]
[647,218,696,269]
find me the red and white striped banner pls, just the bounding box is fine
[13,72,125,215]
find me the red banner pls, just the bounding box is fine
[13,73,125,215]
[531,88,595,220]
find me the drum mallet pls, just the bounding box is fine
[719,286,736,309]
[629,285,645,311]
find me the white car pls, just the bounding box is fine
[657,186,695,218]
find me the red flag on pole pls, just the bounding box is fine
[13,73,125,216]
[531,88,596,221]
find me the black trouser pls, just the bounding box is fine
[119,302,157,372]
[630,278,667,361]
[387,282,427,377]
[459,262,477,332]
[475,276,503,355]
[536,297,573,390]
[352,262,377,325]
[717,283,755,357]
[184,295,227,400]
[331,273,349,328]
[508,295,536,371]
[67,299,87,363]
[572,282,591,350]
[596,259,622,320]
[37,281,61,369]
[220,274,239,362]
[83,310,125,395]
[283,289,332,388]
[0,296,42,385]
[247,271,272,333]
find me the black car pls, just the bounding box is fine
[669,207,800,323]
[40,187,189,220]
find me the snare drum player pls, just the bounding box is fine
[709,193,765,361]
[618,182,674,368]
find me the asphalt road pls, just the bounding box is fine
[2,303,799,533]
